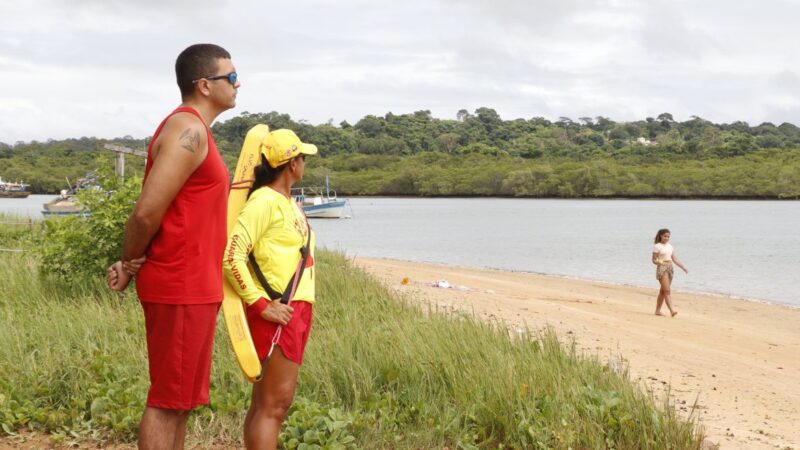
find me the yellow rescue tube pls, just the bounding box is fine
[222,123,270,382]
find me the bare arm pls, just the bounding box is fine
[121,115,208,261]
[107,114,208,291]
[652,251,661,265]
[122,255,147,276]
[672,252,688,273]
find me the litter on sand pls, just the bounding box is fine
[431,279,472,291]
[432,279,452,289]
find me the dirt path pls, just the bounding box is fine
[355,257,800,450]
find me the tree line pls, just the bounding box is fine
[2,109,799,198]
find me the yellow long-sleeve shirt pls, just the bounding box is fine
[223,186,315,307]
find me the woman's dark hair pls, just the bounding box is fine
[175,43,231,99]
[654,228,671,244]
[248,155,288,198]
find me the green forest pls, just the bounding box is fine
[2,109,799,198]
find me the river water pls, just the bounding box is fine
[0,194,58,218]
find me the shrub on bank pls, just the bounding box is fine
[36,168,140,281]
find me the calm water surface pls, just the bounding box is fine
[0,195,58,218]
[311,198,800,307]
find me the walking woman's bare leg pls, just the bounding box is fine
[244,347,300,450]
[655,290,665,315]
[659,274,677,317]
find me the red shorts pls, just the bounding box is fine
[246,300,313,365]
[141,302,220,410]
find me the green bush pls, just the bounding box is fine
[36,164,141,281]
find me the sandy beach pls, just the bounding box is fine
[355,257,800,450]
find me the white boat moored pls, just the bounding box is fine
[293,176,351,219]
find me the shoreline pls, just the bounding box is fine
[485,265,800,310]
[354,256,800,450]
[360,255,800,310]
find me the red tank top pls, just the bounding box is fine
[136,107,230,304]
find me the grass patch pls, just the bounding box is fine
[0,218,703,449]
[0,213,40,251]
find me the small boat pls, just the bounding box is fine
[41,174,96,217]
[0,177,31,198]
[293,176,350,219]
[41,189,87,217]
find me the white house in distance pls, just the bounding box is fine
[636,137,656,146]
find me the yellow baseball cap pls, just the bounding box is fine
[260,129,318,168]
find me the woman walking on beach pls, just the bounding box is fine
[222,129,317,449]
[652,228,688,317]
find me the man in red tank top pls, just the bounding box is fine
[106,43,237,449]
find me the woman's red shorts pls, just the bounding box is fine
[246,300,313,365]
[141,302,220,410]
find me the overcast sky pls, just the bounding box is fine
[1,0,799,143]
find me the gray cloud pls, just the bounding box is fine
[637,1,720,62]
[1,0,800,142]
[438,0,599,32]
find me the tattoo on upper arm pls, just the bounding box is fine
[179,128,201,153]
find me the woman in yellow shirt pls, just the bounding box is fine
[223,129,317,449]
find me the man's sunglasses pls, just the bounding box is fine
[192,72,238,85]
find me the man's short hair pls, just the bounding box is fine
[175,44,232,99]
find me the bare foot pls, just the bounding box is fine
[671,311,678,317]
[655,312,665,316]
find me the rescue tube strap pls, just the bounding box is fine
[231,179,255,190]
[248,216,311,305]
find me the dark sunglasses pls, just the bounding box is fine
[192,71,238,85]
